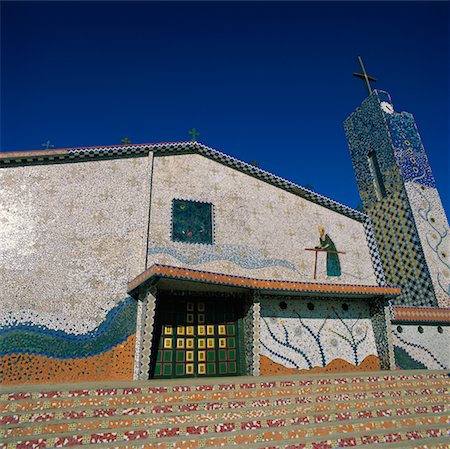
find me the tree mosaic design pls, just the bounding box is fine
[259,299,376,371]
[329,307,368,366]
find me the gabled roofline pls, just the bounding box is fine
[0,141,367,222]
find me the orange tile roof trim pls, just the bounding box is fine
[392,306,450,323]
[128,264,401,298]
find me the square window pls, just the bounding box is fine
[172,199,213,245]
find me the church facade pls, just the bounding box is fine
[0,90,448,385]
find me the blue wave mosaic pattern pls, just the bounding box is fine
[0,298,137,358]
[147,244,304,274]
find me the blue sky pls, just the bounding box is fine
[1,1,448,213]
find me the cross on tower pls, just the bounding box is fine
[188,128,200,142]
[41,140,54,150]
[353,56,377,96]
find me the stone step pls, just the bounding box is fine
[2,381,447,415]
[3,409,447,441]
[48,436,450,449]
[3,397,448,437]
[1,370,448,402]
[4,420,447,449]
[3,384,447,422]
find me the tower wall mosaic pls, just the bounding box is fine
[344,90,449,308]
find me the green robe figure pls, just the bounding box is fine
[316,226,341,276]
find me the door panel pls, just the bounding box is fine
[151,296,240,378]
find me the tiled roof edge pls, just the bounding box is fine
[392,306,450,324]
[128,264,401,298]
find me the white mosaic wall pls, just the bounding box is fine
[392,324,449,370]
[404,181,450,308]
[0,156,152,333]
[259,297,379,370]
[148,154,378,285]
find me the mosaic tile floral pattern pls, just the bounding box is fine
[259,297,379,373]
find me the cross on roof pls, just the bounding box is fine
[188,128,200,142]
[353,56,377,96]
[121,137,131,144]
[41,140,54,150]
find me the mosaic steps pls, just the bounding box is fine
[40,437,450,449]
[2,369,448,401]
[0,404,447,438]
[3,395,448,437]
[2,418,448,449]
[1,370,449,448]
[2,375,448,413]
[3,383,447,415]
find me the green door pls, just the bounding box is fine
[151,295,241,378]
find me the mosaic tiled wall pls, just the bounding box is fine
[0,298,137,384]
[258,297,381,374]
[0,155,152,384]
[391,324,449,370]
[344,90,442,307]
[403,183,449,307]
[147,154,378,286]
[384,102,450,308]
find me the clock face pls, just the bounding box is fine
[380,101,394,114]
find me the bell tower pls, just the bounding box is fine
[344,73,449,308]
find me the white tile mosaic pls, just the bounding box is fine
[147,154,378,286]
[0,155,152,333]
[259,297,378,370]
[404,181,450,308]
